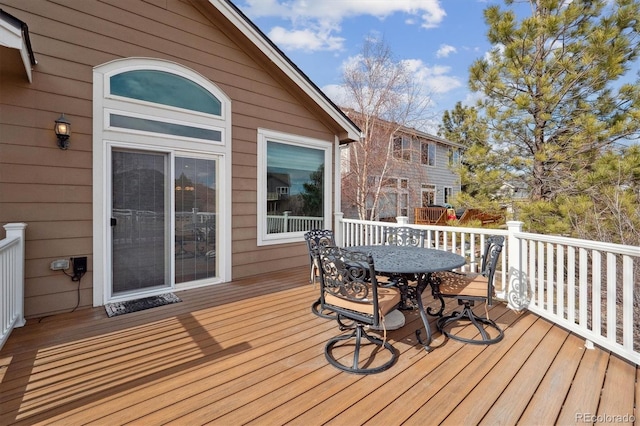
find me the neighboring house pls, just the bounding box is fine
[497,181,530,218]
[340,109,462,223]
[0,0,360,318]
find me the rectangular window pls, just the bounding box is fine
[448,148,460,166]
[257,129,332,245]
[110,114,222,142]
[379,193,397,220]
[421,184,436,206]
[382,177,398,188]
[400,193,408,216]
[393,136,411,161]
[421,142,436,166]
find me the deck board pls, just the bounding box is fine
[400,309,538,425]
[556,345,610,424]
[517,332,586,424]
[0,267,637,425]
[440,316,555,425]
[479,323,570,425]
[597,354,637,424]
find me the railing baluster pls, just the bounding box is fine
[337,216,640,365]
[567,246,576,325]
[578,248,588,329]
[557,245,565,320]
[592,250,602,337]
[546,242,554,314]
[606,252,617,342]
[622,255,634,350]
[0,223,27,350]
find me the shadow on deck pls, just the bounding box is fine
[0,268,637,425]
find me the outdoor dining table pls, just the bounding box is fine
[349,244,466,350]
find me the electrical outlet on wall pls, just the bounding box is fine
[72,257,87,276]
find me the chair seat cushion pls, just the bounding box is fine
[369,309,405,331]
[325,286,401,317]
[433,271,489,298]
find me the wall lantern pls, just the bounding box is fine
[54,114,71,149]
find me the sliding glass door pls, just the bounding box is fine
[174,157,217,284]
[111,150,169,295]
[110,150,219,298]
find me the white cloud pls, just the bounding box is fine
[402,59,462,94]
[436,44,457,58]
[240,0,446,51]
[322,84,351,107]
[322,57,462,113]
[268,27,345,51]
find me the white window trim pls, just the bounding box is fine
[422,141,437,167]
[257,128,332,246]
[92,58,232,306]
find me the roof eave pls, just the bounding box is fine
[210,0,361,143]
[0,9,36,83]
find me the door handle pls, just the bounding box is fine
[110,218,117,227]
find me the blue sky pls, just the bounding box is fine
[235,0,518,132]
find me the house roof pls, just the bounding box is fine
[210,0,362,143]
[2,1,360,143]
[341,107,463,149]
[0,8,36,82]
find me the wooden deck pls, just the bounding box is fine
[1,268,638,425]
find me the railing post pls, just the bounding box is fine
[396,216,409,225]
[4,223,27,328]
[334,212,344,247]
[505,221,528,311]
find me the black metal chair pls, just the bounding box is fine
[432,235,505,344]
[317,246,401,374]
[383,226,425,309]
[304,229,337,319]
[384,226,425,247]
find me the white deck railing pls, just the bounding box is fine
[506,223,640,365]
[335,214,640,365]
[336,214,510,294]
[0,223,27,350]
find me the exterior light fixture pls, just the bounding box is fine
[54,114,71,149]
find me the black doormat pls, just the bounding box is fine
[104,293,181,318]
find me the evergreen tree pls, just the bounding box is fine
[521,145,640,244]
[470,0,640,205]
[439,102,509,213]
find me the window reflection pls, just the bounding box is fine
[111,114,222,141]
[110,70,221,115]
[266,141,324,233]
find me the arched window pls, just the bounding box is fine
[110,70,222,115]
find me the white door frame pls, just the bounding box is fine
[92,58,232,305]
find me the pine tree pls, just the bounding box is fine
[439,102,509,213]
[470,0,640,204]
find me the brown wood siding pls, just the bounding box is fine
[0,0,338,317]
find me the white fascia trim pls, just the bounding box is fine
[0,18,32,82]
[210,0,360,142]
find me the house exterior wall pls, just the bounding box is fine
[341,132,461,223]
[0,0,338,317]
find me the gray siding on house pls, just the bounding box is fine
[341,132,461,223]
